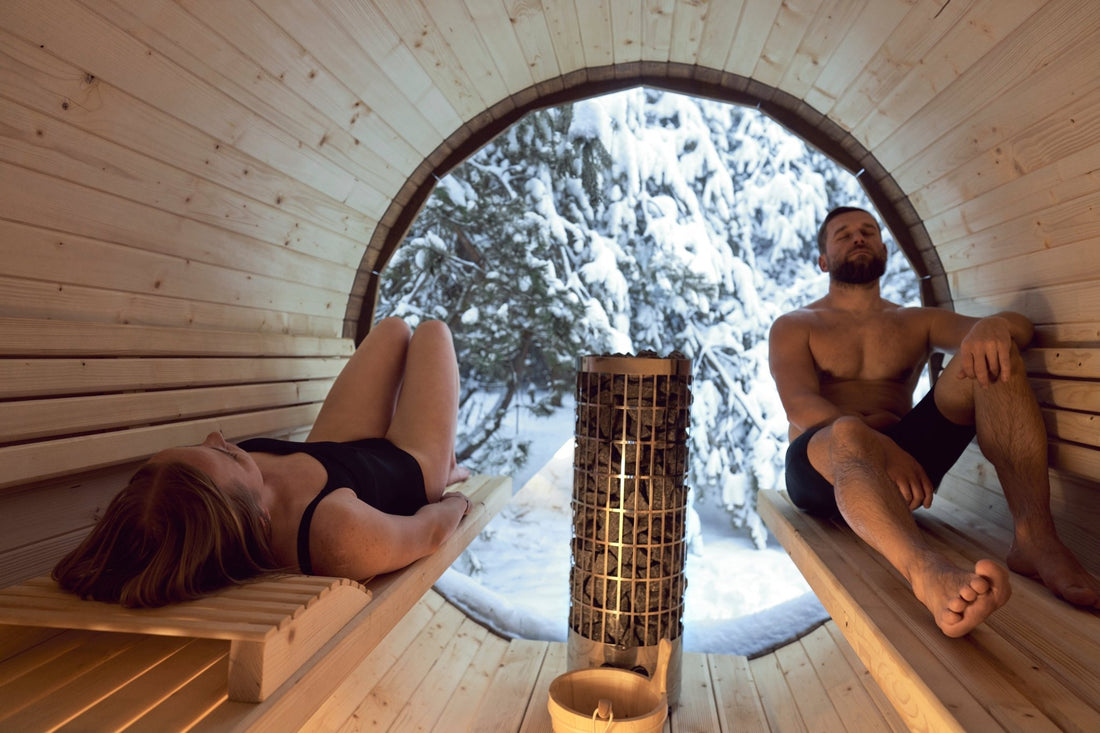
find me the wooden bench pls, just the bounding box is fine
[759,461,1100,732]
[0,473,510,731]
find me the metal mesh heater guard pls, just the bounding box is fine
[568,353,691,705]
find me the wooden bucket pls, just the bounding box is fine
[548,638,671,733]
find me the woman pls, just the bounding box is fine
[53,318,473,607]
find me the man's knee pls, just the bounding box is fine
[829,416,879,455]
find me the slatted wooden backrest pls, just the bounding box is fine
[1,2,1097,590]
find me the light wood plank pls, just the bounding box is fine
[724,0,783,77]
[748,652,808,732]
[922,143,1100,251]
[0,317,353,357]
[774,640,845,733]
[517,640,567,733]
[92,0,383,179]
[948,240,1100,301]
[55,638,227,732]
[463,0,537,93]
[0,355,345,401]
[467,639,549,732]
[0,161,358,289]
[798,624,907,733]
[902,46,1100,212]
[540,0,587,76]
[0,25,376,235]
[692,0,746,72]
[852,0,1045,152]
[388,616,492,731]
[777,0,868,99]
[1025,349,1100,380]
[0,404,322,491]
[573,0,614,70]
[0,273,336,338]
[0,380,332,443]
[752,0,826,89]
[935,190,1100,274]
[640,0,675,64]
[1042,408,1100,449]
[202,476,511,731]
[666,0,709,66]
[673,651,723,733]
[500,0,563,84]
[125,655,228,732]
[881,0,1099,175]
[707,653,769,733]
[430,628,512,733]
[953,279,1100,327]
[1,635,192,731]
[758,491,992,732]
[0,66,370,267]
[831,0,978,135]
[301,594,439,730]
[804,0,911,114]
[317,0,464,139]
[377,0,493,122]
[2,0,360,203]
[823,623,910,733]
[609,0,644,65]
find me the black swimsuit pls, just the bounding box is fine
[237,437,428,574]
[784,389,976,518]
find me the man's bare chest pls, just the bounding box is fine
[807,315,927,383]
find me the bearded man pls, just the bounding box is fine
[768,206,1100,637]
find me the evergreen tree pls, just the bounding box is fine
[380,89,918,543]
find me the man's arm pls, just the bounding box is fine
[768,313,846,434]
[928,309,1034,386]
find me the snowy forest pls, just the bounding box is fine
[378,88,918,545]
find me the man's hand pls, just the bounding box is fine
[879,433,934,510]
[956,316,1015,387]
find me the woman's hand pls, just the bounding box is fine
[443,491,471,516]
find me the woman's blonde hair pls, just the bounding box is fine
[53,460,281,607]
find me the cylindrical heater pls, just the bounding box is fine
[568,353,691,706]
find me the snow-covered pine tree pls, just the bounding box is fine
[380,88,918,543]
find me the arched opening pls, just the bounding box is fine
[375,85,921,652]
[348,64,946,342]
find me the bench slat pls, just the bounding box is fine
[0,379,333,443]
[0,404,322,492]
[0,317,354,357]
[0,356,346,400]
[760,488,1100,732]
[759,489,1035,732]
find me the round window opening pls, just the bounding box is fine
[377,87,920,655]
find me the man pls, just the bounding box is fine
[768,206,1100,637]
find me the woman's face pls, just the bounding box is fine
[153,432,265,502]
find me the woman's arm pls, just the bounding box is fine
[309,492,470,579]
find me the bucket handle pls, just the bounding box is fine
[592,698,614,733]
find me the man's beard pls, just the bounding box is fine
[830,253,886,284]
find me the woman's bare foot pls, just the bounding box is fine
[1007,538,1100,608]
[910,557,1012,637]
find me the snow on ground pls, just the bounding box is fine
[437,406,828,657]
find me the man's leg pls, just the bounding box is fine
[808,417,1011,637]
[934,345,1100,607]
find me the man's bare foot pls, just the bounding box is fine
[910,557,1012,637]
[1007,538,1100,609]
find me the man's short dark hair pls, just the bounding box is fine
[817,206,878,254]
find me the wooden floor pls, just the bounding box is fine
[300,589,907,732]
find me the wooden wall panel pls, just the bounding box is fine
[1,0,1097,587]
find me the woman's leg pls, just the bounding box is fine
[384,320,463,502]
[308,317,411,442]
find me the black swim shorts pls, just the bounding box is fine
[784,389,977,518]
